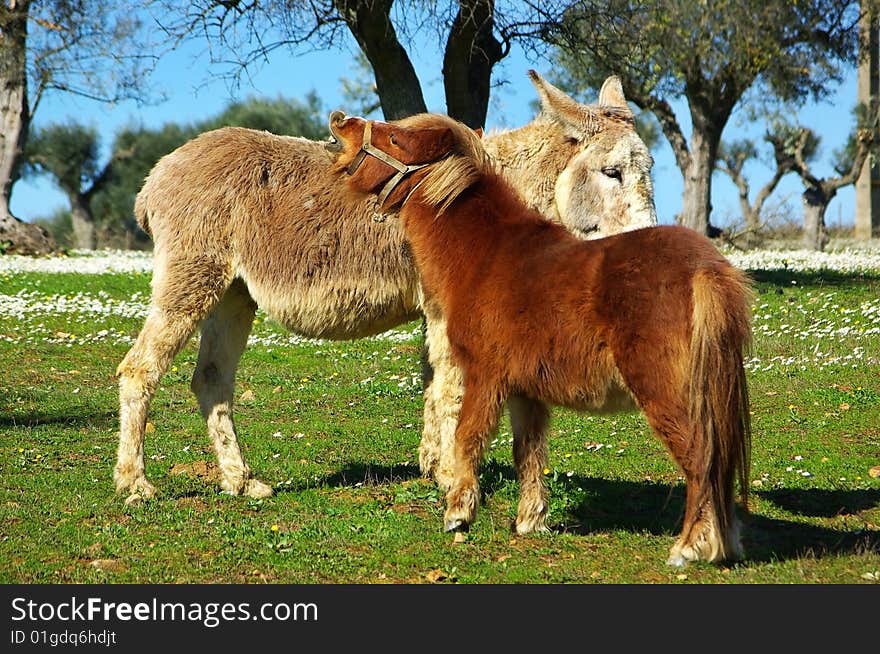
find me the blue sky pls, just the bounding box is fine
[10,28,860,231]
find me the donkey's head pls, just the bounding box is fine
[520,71,657,239]
[329,111,488,212]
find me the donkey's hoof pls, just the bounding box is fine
[124,493,145,506]
[432,469,454,493]
[418,449,439,479]
[244,479,274,498]
[115,474,156,503]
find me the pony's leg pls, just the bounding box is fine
[115,306,201,504]
[642,409,740,566]
[443,382,504,532]
[420,310,463,491]
[666,453,742,566]
[190,279,271,498]
[666,480,741,567]
[508,395,551,534]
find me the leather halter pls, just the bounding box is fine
[345,121,432,207]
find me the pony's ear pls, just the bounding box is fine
[327,110,368,149]
[473,127,484,138]
[412,126,456,161]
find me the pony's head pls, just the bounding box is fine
[526,70,657,238]
[329,111,490,213]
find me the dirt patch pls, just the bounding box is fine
[391,344,421,355]
[89,559,128,574]
[83,542,103,557]
[169,460,218,481]
[175,496,210,510]
[389,502,431,517]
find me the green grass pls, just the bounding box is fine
[1,262,878,584]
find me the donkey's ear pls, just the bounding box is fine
[527,69,603,140]
[473,127,484,138]
[597,76,633,120]
[528,69,582,120]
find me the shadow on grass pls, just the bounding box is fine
[0,408,116,430]
[758,487,880,518]
[749,269,880,289]
[480,461,880,563]
[274,457,879,563]
[314,462,423,488]
[743,513,878,563]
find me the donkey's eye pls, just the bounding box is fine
[601,166,622,181]
[389,133,398,146]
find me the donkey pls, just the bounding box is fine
[330,111,752,565]
[114,71,656,506]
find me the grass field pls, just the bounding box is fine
[0,246,878,584]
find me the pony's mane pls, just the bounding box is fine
[396,113,492,214]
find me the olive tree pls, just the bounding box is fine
[541,0,868,236]
[0,0,155,254]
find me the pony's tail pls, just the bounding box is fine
[687,265,753,560]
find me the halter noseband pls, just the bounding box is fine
[345,120,432,207]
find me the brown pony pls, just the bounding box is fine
[114,71,657,505]
[330,111,753,565]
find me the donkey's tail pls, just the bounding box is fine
[687,264,753,559]
[133,187,152,238]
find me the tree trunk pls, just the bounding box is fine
[0,0,57,255]
[802,186,830,251]
[741,208,763,249]
[679,128,716,235]
[856,2,880,240]
[442,0,504,129]
[0,209,56,254]
[334,0,427,120]
[70,195,96,250]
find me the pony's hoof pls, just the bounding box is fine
[515,499,549,534]
[245,479,274,498]
[515,518,550,535]
[444,518,469,533]
[666,554,688,568]
[666,541,698,567]
[444,486,478,532]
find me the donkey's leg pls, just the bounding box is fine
[420,311,463,491]
[508,395,551,534]
[443,382,504,532]
[190,279,271,498]
[115,306,202,504]
[418,318,441,478]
